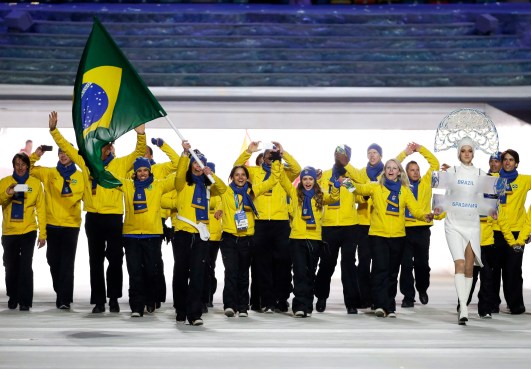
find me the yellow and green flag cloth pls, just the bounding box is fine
[72,18,166,189]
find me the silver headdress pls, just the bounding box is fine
[434,108,499,155]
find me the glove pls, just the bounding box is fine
[151,138,164,147]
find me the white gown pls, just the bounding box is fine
[444,164,485,267]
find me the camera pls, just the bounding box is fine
[41,145,53,152]
[269,150,282,162]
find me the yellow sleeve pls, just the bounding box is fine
[233,150,252,167]
[515,206,531,244]
[161,173,177,194]
[281,151,301,182]
[497,206,517,246]
[419,146,440,181]
[353,183,374,197]
[323,185,340,205]
[158,142,180,173]
[35,185,47,240]
[403,188,427,222]
[253,161,280,197]
[29,153,46,182]
[50,129,87,171]
[174,155,190,191]
[210,173,227,196]
[345,163,367,184]
[396,150,407,163]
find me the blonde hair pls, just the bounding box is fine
[379,159,410,188]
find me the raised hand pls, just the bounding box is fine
[49,111,58,131]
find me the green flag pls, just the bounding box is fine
[72,18,166,189]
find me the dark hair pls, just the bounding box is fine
[255,153,264,166]
[502,149,519,164]
[405,161,419,171]
[12,153,30,170]
[229,165,254,198]
[185,160,212,186]
[146,145,153,157]
[296,181,324,211]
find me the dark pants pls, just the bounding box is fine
[354,225,371,307]
[493,230,525,312]
[172,231,208,323]
[203,240,220,305]
[315,225,360,308]
[124,237,161,313]
[399,226,431,303]
[157,219,168,304]
[46,226,79,306]
[253,220,292,309]
[85,212,124,305]
[466,245,496,315]
[220,232,252,312]
[290,239,321,314]
[370,236,405,313]
[2,231,37,307]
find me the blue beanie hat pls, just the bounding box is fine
[367,143,383,157]
[335,144,352,161]
[134,157,151,172]
[206,162,216,173]
[190,149,207,165]
[300,166,317,181]
[489,151,502,161]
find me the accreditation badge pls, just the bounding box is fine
[234,210,249,231]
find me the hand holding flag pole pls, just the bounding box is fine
[162,113,216,184]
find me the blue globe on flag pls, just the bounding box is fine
[81,82,109,131]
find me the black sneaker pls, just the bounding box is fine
[7,300,17,310]
[59,304,70,310]
[316,299,326,313]
[92,304,105,313]
[347,307,358,314]
[202,303,208,314]
[176,312,186,322]
[419,292,429,305]
[146,304,155,314]
[19,305,30,311]
[275,300,289,313]
[109,299,120,313]
[401,300,414,308]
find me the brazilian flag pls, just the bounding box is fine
[72,18,166,189]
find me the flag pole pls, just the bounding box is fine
[163,113,216,184]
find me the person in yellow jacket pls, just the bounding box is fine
[353,158,432,318]
[202,162,223,311]
[173,148,227,326]
[355,143,385,309]
[277,166,340,318]
[220,161,281,318]
[395,142,439,308]
[234,141,301,313]
[314,144,366,315]
[29,141,85,310]
[48,111,146,314]
[117,157,176,318]
[492,149,531,314]
[0,152,46,311]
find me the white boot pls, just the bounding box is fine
[454,274,468,325]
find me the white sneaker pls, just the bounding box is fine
[131,312,141,318]
[192,319,203,326]
[305,312,312,318]
[294,310,305,318]
[479,313,492,319]
[239,311,248,317]
[224,308,235,317]
[387,312,397,318]
[262,307,274,314]
[374,308,386,317]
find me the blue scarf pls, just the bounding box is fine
[133,175,154,214]
[328,164,346,209]
[405,179,419,220]
[191,174,209,222]
[149,159,156,165]
[301,188,316,228]
[90,153,115,194]
[230,182,258,217]
[499,168,518,205]
[366,161,384,181]
[261,162,273,195]
[11,171,29,222]
[56,162,76,197]
[384,177,401,216]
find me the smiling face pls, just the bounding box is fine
[367,149,381,166]
[502,153,517,172]
[301,175,315,190]
[385,161,400,181]
[135,167,150,181]
[191,161,204,176]
[459,145,474,165]
[489,158,501,174]
[14,157,28,177]
[232,167,248,187]
[58,151,73,166]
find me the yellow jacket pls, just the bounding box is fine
[319,163,365,227]
[221,161,281,237]
[209,196,223,241]
[492,174,531,232]
[0,175,46,238]
[233,150,301,220]
[29,154,85,228]
[174,156,227,234]
[512,205,531,245]
[480,216,495,246]
[355,167,376,226]
[396,146,439,227]
[354,182,425,238]
[280,171,339,240]
[126,141,180,180]
[51,128,146,214]
[120,174,176,235]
